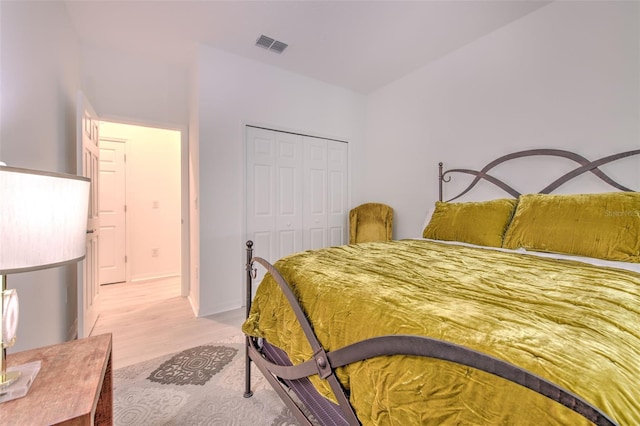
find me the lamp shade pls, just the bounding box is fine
[0,166,91,274]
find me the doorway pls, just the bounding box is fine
[98,121,183,293]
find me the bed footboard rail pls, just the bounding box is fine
[243,241,618,426]
[247,249,361,425]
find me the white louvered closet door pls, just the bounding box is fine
[246,126,348,267]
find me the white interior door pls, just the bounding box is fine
[303,136,328,249]
[246,127,305,290]
[302,137,348,248]
[98,139,126,285]
[246,126,349,267]
[76,92,101,338]
[246,127,304,262]
[275,132,304,258]
[246,126,276,263]
[327,140,349,246]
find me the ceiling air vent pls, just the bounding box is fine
[270,40,288,54]
[255,35,288,54]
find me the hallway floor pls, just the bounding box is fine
[90,277,245,369]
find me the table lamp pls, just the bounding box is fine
[0,164,90,402]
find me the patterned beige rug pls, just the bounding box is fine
[113,336,299,425]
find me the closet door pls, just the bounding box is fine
[246,127,303,263]
[275,132,304,257]
[246,126,348,264]
[327,141,348,246]
[303,137,349,249]
[303,137,328,249]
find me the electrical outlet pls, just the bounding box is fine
[152,248,159,257]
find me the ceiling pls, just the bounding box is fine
[64,1,550,94]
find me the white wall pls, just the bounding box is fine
[0,1,82,351]
[81,47,189,127]
[365,1,640,239]
[196,46,366,315]
[99,122,182,282]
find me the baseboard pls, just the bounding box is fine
[199,300,243,317]
[67,318,78,341]
[130,273,180,284]
[187,294,198,316]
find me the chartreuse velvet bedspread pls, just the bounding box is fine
[242,240,640,425]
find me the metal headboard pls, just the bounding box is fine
[439,148,640,202]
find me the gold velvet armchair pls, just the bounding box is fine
[349,203,393,244]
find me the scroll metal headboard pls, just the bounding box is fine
[439,148,640,202]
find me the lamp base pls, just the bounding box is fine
[0,370,20,388]
[0,361,41,403]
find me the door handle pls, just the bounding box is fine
[86,229,96,234]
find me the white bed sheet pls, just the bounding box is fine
[417,237,640,274]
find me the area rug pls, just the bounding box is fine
[113,336,300,425]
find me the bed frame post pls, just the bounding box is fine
[438,162,444,201]
[243,240,254,398]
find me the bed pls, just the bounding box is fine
[241,148,640,425]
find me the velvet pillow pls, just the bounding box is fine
[502,192,640,263]
[422,198,518,247]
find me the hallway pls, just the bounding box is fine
[90,278,244,369]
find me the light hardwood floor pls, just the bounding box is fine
[89,277,245,369]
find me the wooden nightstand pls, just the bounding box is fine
[1,333,113,425]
